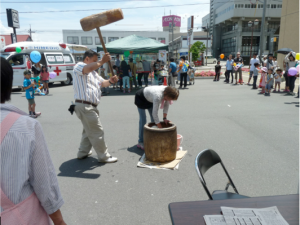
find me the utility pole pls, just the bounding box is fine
[172,15,174,61]
[206,23,208,66]
[258,0,267,65]
[28,24,35,40]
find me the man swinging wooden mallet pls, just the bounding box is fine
[72,9,124,163]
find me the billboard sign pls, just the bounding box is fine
[6,9,20,28]
[162,15,181,27]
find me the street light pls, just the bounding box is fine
[248,19,259,60]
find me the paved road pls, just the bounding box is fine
[10,80,299,225]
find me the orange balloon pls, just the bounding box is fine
[220,54,224,59]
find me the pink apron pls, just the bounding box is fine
[0,112,51,225]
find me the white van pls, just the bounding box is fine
[204,55,217,64]
[0,42,75,88]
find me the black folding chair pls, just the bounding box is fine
[195,149,249,200]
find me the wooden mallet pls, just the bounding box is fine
[80,8,124,76]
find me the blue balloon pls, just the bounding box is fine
[30,51,41,63]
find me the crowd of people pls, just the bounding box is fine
[221,51,299,97]
[98,54,195,95]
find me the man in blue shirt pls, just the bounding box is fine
[168,58,177,87]
[23,70,41,118]
[225,54,234,83]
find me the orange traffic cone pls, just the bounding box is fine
[164,77,167,86]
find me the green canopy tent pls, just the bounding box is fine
[96,34,168,54]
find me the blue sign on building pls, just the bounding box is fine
[180,52,188,56]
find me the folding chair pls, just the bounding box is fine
[195,149,249,200]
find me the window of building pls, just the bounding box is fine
[222,37,236,57]
[158,38,166,44]
[81,37,93,45]
[242,21,261,32]
[150,37,156,40]
[267,4,270,8]
[67,36,79,44]
[108,37,119,42]
[277,4,282,8]
[251,4,256,8]
[245,4,251,8]
[237,4,244,8]
[241,36,260,56]
[258,4,263,8]
[95,37,106,45]
[268,21,280,32]
[271,4,276,8]
[222,23,238,34]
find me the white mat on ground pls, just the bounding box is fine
[137,147,187,170]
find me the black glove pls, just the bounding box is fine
[68,104,75,115]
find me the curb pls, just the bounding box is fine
[194,77,215,79]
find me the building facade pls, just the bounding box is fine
[202,0,282,63]
[62,30,169,52]
[277,0,299,69]
[169,31,211,60]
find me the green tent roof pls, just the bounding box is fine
[97,34,168,54]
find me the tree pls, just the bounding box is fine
[189,41,206,62]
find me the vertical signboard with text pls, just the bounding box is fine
[6,8,20,43]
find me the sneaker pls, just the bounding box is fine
[137,143,144,150]
[35,112,41,117]
[123,90,126,93]
[278,90,281,92]
[272,90,277,93]
[128,89,131,93]
[77,150,92,159]
[30,114,37,118]
[98,156,118,163]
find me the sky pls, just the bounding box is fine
[0,0,210,43]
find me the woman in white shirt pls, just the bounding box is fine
[134,86,179,150]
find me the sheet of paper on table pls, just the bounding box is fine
[221,206,289,225]
[204,215,227,225]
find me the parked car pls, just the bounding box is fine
[204,56,217,64]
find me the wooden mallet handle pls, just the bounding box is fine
[96,27,115,77]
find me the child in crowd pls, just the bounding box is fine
[112,65,118,89]
[120,60,131,93]
[40,65,49,95]
[273,68,282,92]
[265,69,274,96]
[214,61,221,81]
[252,63,260,89]
[260,67,267,94]
[23,70,41,118]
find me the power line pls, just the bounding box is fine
[2,0,163,2]
[0,3,210,14]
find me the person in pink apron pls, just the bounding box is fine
[0,57,66,225]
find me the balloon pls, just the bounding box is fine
[30,51,41,63]
[233,63,236,66]
[16,47,22,53]
[124,51,130,57]
[49,72,57,79]
[296,53,300,61]
[288,67,298,76]
[296,65,300,73]
[220,54,224,59]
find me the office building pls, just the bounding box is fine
[202,0,282,63]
